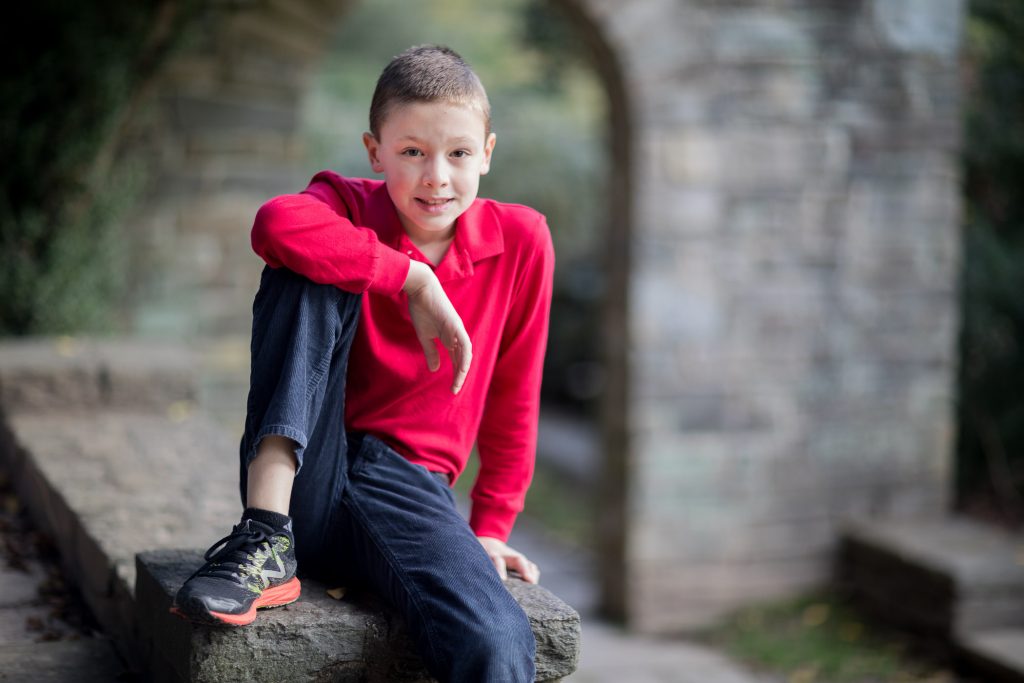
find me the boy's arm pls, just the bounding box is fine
[251,176,410,296]
[252,177,471,392]
[471,215,555,557]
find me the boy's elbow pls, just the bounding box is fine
[251,196,290,255]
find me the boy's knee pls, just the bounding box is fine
[255,267,361,331]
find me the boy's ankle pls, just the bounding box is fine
[241,507,292,532]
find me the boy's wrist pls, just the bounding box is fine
[402,260,433,296]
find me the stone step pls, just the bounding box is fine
[957,629,1024,683]
[0,411,240,666]
[839,517,1024,638]
[136,549,579,683]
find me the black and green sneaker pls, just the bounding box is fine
[171,518,300,626]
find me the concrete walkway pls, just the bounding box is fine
[0,467,128,681]
[507,517,777,683]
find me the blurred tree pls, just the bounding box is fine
[957,0,1024,526]
[0,1,197,334]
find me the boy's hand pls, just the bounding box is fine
[477,536,540,584]
[403,261,472,394]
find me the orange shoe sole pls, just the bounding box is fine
[170,576,301,627]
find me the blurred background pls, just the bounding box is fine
[1,0,1021,681]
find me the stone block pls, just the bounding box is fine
[711,9,814,64]
[136,549,581,683]
[957,629,1024,683]
[839,517,1024,637]
[871,0,964,56]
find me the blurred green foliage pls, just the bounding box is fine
[0,1,195,335]
[302,0,608,412]
[957,0,1024,525]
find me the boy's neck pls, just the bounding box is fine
[411,234,454,267]
[402,220,457,267]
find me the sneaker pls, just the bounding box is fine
[170,518,300,626]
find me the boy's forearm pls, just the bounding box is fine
[251,192,410,296]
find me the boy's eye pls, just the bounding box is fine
[451,150,470,159]
[402,149,423,157]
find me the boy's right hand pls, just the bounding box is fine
[402,261,472,394]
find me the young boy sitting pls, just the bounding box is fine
[171,45,554,682]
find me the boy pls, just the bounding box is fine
[171,45,554,682]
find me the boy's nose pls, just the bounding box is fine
[423,159,450,188]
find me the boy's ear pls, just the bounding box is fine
[479,132,497,175]
[363,132,385,173]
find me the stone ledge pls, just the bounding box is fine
[0,341,581,680]
[0,337,196,415]
[136,549,580,683]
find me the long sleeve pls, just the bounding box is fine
[251,172,411,295]
[470,216,556,541]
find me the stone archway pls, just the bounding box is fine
[124,0,964,634]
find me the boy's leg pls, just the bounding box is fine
[237,265,361,572]
[173,266,361,624]
[336,435,536,683]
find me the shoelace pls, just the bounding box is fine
[191,521,273,583]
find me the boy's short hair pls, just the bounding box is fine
[369,45,491,138]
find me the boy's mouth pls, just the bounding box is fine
[415,197,454,212]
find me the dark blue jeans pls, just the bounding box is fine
[237,266,536,683]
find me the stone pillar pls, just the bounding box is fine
[574,0,965,631]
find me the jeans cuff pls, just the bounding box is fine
[248,425,309,474]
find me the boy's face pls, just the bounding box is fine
[363,101,496,246]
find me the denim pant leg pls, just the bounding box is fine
[339,436,537,683]
[237,265,360,576]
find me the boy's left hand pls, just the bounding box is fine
[477,536,540,584]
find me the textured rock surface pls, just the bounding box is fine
[137,549,580,683]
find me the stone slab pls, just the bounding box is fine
[136,549,580,683]
[839,518,1024,635]
[957,629,1024,683]
[0,639,126,682]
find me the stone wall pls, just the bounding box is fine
[118,0,965,633]
[574,0,964,631]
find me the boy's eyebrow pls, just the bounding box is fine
[397,134,477,145]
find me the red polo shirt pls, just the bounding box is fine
[251,171,554,541]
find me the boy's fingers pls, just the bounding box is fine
[489,554,508,580]
[419,336,440,372]
[505,554,540,584]
[449,333,472,394]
